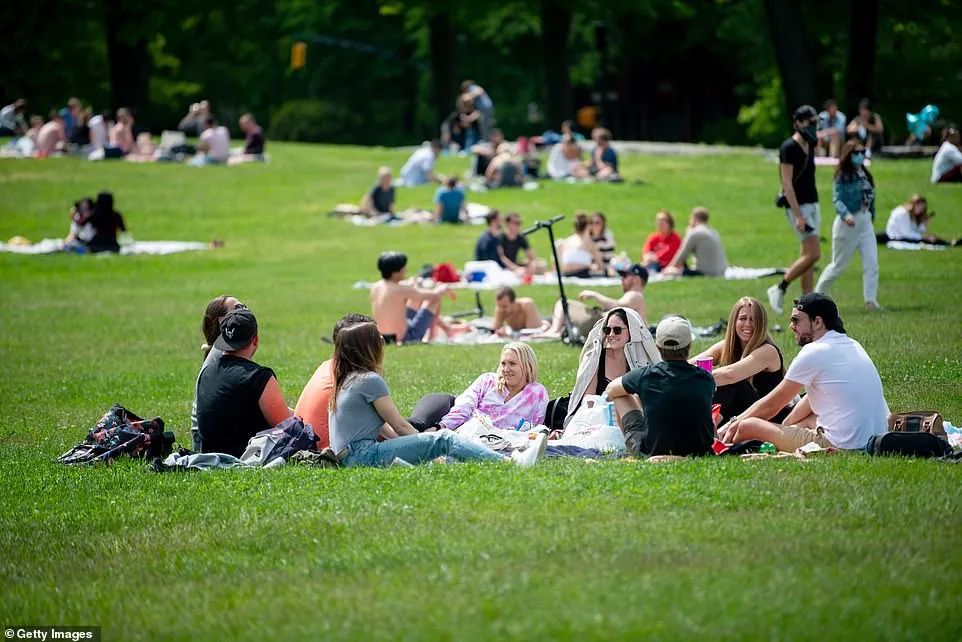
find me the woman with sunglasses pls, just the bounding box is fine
[329,323,545,466]
[691,296,787,425]
[190,294,244,451]
[814,139,881,310]
[555,307,660,432]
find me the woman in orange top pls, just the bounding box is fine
[641,209,682,273]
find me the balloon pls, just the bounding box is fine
[906,104,939,140]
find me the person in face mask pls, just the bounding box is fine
[767,105,822,316]
[814,140,881,310]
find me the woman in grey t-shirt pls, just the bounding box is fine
[329,321,544,467]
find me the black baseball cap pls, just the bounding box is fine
[794,293,845,334]
[617,263,649,283]
[213,308,258,351]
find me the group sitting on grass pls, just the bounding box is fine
[190,265,890,468]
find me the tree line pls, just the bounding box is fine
[2,0,959,147]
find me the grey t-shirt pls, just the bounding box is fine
[329,372,390,453]
[673,224,728,277]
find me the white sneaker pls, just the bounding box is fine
[511,433,547,468]
[767,284,785,314]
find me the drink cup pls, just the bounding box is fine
[696,356,713,373]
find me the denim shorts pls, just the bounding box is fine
[403,306,435,343]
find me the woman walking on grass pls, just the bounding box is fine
[328,321,545,467]
[815,139,881,310]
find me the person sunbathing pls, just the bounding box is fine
[492,287,545,336]
[371,251,468,344]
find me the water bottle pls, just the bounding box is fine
[606,402,616,426]
[759,442,777,454]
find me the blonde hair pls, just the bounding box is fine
[377,166,392,179]
[719,297,777,383]
[498,342,539,393]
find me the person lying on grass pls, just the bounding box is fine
[190,294,245,451]
[719,293,889,452]
[371,251,470,345]
[690,296,788,426]
[424,342,548,432]
[328,322,545,467]
[605,316,715,457]
[491,286,545,337]
[196,307,292,457]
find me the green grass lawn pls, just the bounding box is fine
[1,144,961,641]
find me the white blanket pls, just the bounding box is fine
[0,238,210,256]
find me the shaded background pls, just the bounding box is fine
[2,0,960,146]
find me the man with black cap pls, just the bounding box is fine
[605,315,715,457]
[767,104,823,315]
[196,308,292,456]
[721,293,888,451]
[537,262,649,340]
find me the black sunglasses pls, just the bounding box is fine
[602,326,624,336]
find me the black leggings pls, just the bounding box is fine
[407,393,456,431]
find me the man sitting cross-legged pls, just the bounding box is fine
[605,316,715,457]
[371,251,468,345]
[491,286,545,337]
[720,292,888,451]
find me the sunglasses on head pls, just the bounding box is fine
[602,326,625,336]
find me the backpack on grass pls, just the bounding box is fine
[57,403,174,465]
[865,432,951,458]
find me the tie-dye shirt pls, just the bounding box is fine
[439,372,548,430]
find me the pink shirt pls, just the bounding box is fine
[439,372,548,430]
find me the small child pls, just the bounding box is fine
[64,197,95,248]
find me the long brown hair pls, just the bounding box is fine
[201,295,236,359]
[330,321,384,412]
[719,297,777,382]
[835,140,873,184]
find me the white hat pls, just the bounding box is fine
[655,316,693,350]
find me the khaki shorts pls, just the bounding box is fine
[771,423,835,452]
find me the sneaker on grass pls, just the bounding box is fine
[767,284,785,314]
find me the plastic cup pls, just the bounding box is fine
[696,357,713,373]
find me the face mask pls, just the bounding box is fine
[798,125,817,144]
[851,152,865,166]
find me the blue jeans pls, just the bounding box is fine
[343,432,504,467]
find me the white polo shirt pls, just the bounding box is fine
[785,331,889,449]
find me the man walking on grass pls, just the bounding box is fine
[768,105,822,315]
[720,293,888,451]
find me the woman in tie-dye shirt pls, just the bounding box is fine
[437,342,548,430]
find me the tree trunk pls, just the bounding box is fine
[844,0,879,108]
[103,0,150,121]
[762,0,819,116]
[540,0,573,127]
[428,12,457,129]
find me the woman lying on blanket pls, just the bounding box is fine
[328,323,545,466]
[690,296,790,425]
[416,342,548,432]
[547,307,660,437]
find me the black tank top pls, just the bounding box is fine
[595,350,611,395]
[752,342,784,397]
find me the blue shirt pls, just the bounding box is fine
[433,186,465,223]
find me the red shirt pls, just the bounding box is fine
[294,359,333,449]
[643,231,682,267]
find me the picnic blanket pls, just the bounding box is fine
[885,241,947,251]
[0,238,210,256]
[353,264,784,291]
[333,203,492,226]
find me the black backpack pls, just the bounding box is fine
[865,432,951,458]
[58,403,175,465]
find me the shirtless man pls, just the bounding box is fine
[371,251,464,344]
[492,287,545,337]
[537,263,649,340]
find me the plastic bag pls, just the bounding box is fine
[566,395,612,432]
[555,395,625,452]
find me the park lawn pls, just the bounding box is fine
[0,143,960,641]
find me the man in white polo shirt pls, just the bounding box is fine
[720,292,888,451]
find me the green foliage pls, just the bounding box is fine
[268,99,362,144]
[738,75,788,147]
[0,144,961,639]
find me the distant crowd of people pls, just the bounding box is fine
[0,97,266,165]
